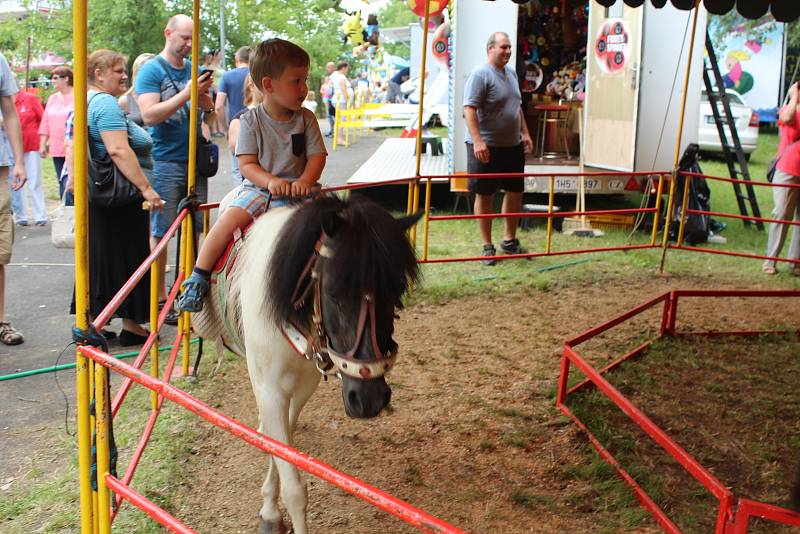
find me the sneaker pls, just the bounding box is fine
[15,220,28,227]
[0,322,24,345]
[481,244,497,266]
[501,238,531,259]
[35,220,47,227]
[176,273,211,312]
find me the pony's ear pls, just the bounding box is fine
[321,210,345,238]
[396,211,424,230]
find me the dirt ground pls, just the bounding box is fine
[167,275,798,533]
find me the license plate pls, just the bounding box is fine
[553,177,601,191]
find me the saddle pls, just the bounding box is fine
[205,223,253,357]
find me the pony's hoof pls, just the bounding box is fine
[257,516,286,534]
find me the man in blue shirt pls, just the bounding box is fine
[136,13,216,321]
[215,45,251,127]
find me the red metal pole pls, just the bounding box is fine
[79,346,465,534]
[93,210,187,331]
[105,475,197,534]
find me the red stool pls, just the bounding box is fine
[534,104,571,160]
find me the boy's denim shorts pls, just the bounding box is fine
[150,161,208,238]
[228,184,289,218]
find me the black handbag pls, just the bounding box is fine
[155,56,219,178]
[87,93,143,208]
[767,139,799,183]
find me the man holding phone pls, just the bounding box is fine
[136,14,216,323]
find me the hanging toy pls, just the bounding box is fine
[406,0,448,18]
[341,11,365,46]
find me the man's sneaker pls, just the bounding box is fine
[501,238,531,259]
[176,273,211,312]
[481,244,497,266]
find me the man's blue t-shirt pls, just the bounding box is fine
[391,67,409,85]
[135,57,193,162]
[219,66,249,120]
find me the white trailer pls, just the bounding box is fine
[448,0,708,194]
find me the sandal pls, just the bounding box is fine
[792,265,800,277]
[0,322,24,345]
[176,274,211,313]
[762,264,777,275]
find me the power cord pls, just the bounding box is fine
[53,341,78,437]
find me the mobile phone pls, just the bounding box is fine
[198,68,212,81]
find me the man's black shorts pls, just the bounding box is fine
[466,143,525,195]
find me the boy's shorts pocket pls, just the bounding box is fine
[291,134,305,157]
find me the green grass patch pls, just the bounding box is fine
[0,344,213,533]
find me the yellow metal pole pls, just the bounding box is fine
[203,208,209,237]
[181,0,202,375]
[150,257,160,410]
[650,174,665,246]
[94,363,110,534]
[659,0,700,271]
[546,176,555,254]
[414,1,432,178]
[423,177,432,260]
[676,174,692,246]
[71,0,93,530]
[406,181,414,216]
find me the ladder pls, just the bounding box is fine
[702,31,763,230]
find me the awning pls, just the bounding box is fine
[591,0,800,23]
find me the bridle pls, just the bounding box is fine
[280,236,398,380]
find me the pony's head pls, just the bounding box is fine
[267,194,421,418]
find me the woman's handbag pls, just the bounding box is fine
[86,92,143,208]
[767,139,799,183]
[87,141,143,208]
[50,197,74,249]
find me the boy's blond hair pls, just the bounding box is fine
[250,38,310,89]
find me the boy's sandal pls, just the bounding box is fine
[0,322,24,345]
[177,277,210,313]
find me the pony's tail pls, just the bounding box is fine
[792,460,800,512]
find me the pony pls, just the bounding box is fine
[192,194,421,534]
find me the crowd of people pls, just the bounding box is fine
[0,18,798,350]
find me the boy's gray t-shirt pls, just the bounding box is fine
[462,63,521,147]
[235,105,326,188]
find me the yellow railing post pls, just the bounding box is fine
[150,257,160,409]
[546,176,555,254]
[659,0,700,272]
[71,0,93,530]
[423,177,432,260]
[179,0,202,376]
[676,173,692,246]
[94,363,111,534]
[650,174,665,246]
[411,0,432,249]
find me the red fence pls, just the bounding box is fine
[556,289,800,533]
[78,200,464,533]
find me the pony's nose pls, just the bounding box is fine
[341,376,391,419]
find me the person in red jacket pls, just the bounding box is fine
[12,90,46,226]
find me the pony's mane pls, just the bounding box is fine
[266,194,420,328]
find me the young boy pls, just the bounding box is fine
[177,39,327,312]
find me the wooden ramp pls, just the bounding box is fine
[347,138,449,184]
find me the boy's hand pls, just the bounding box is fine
[268,178,291,196]
[290,179,316,198]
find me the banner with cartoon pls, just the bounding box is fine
[709,15,785,122]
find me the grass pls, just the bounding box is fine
[565,334,800,532]
[0,343,216,533]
